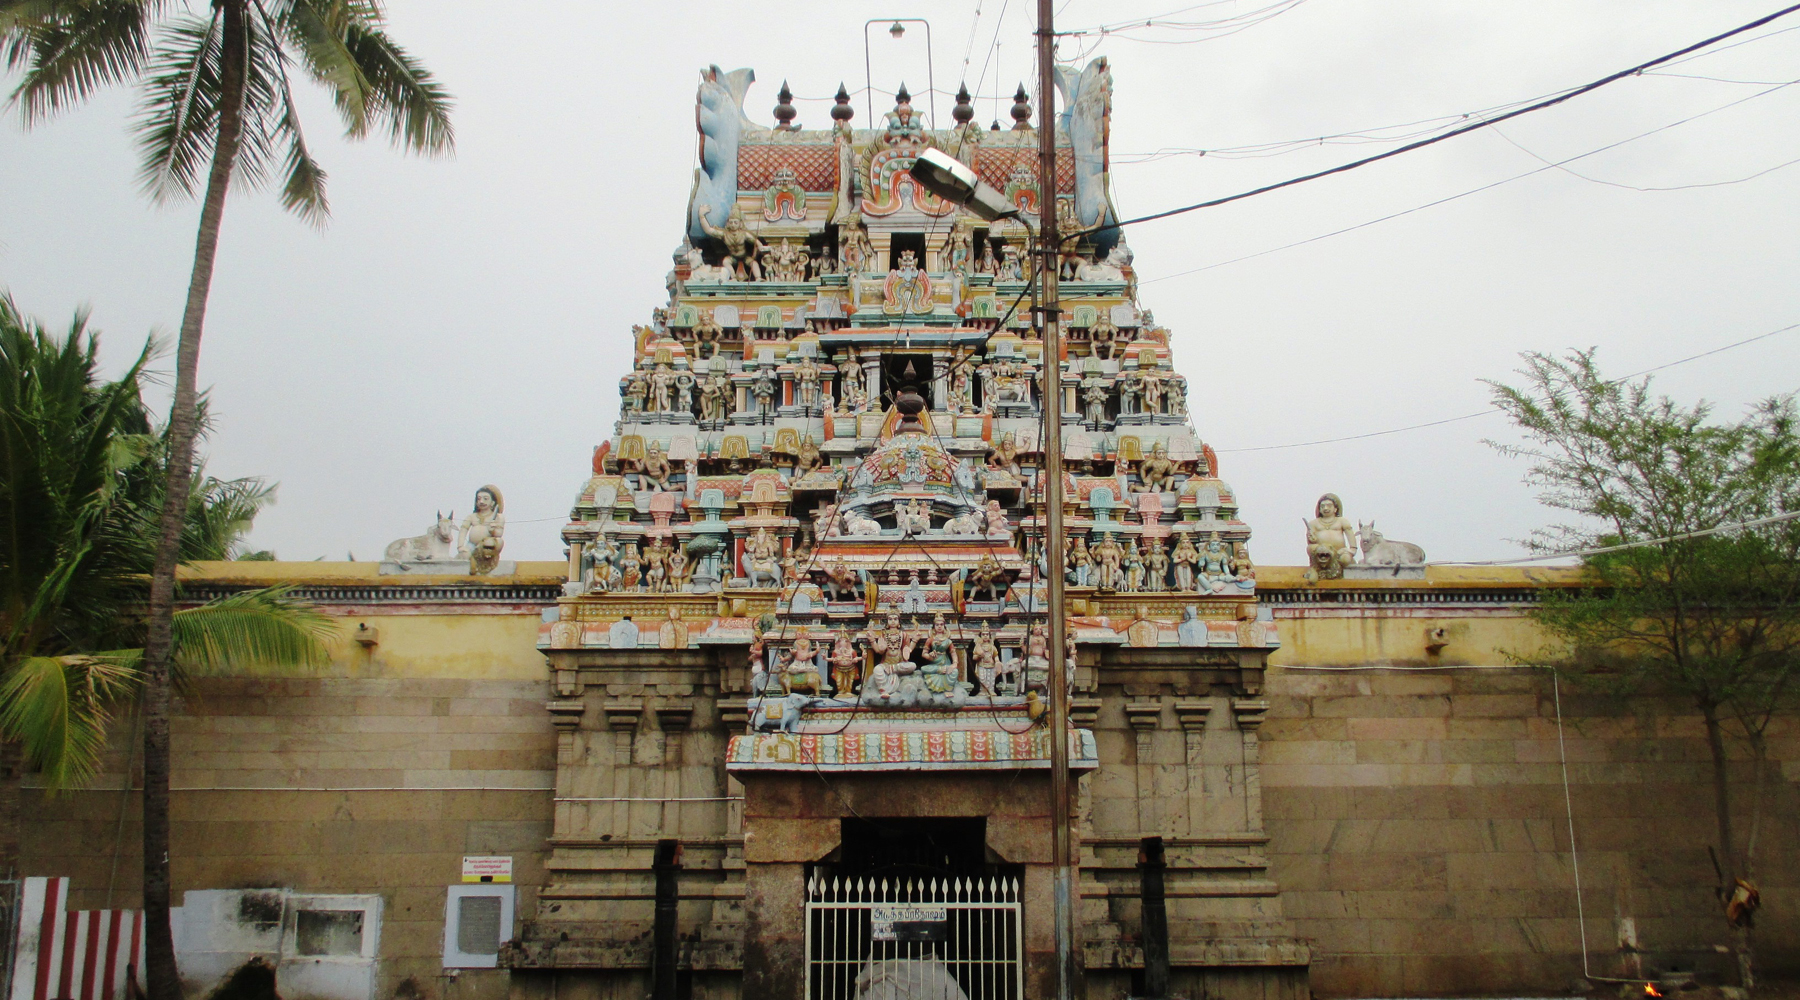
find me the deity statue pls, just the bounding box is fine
[944,220,974,274]
[1082,376,1109,427]
[649,362,675,412]
[828,630,861,695]
[667,542,690,591]
[950,366,974,414]
[998,244,1024,281]
[974,241,999,275]
[1144,538,1169,593]
[1233,541,1257,591]
[1138,363,1166,415]
[1198,531,1232,593]
[883,249,931,316]
[699,369,730,426]
[1067,536,1092,587]
[1305,493,1357,581]
[640,441,673,492]
[1024,624,1050,694]
[457,485,506,575]
[674,370,695,415]
[796,433,822,475]
[618,541,643,592]
[1089,313,1118,360]
[1133,441,1178,494]
[864,613,920,700]
[979,436,1017,481]
[983,499,1011,540]
[751,364,777,417]
[691,312,722,359]
[698,205,765,280]
[644,536,671,593]
[781,635,822,695]
[744,527,782,588]
[1168,374,1189,417]
[794,356,821,410]
[1123,538,1145,592]
[971,623,1002,696]
[765,238,809,282]
[917,615,963,696]
[1171,534,1200,592]
[1091,532,1124,591]
[623,363,649,414]
[839,215,876,273]
[882,84,924,142]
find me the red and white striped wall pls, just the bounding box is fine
[9,877,144,1000]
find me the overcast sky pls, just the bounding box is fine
[4,0,1798,566]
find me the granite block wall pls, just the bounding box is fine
[1260,664,1800,997]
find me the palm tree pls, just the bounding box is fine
[0,292,332,886]
[3,7,452,996]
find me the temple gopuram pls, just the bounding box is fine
[507,60,1307,1000]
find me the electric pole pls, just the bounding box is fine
[1035,0,1075,997]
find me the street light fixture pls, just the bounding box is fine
[908,148,1019,223]
[863,18,936,127]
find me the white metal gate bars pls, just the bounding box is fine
[803,872,1023,1000]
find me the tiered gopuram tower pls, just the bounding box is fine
[509,61,1307,1000]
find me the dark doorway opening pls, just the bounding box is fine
[837,817,988,881]
[880,353,934,408]
[889,231,926,271]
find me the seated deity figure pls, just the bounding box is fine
[974,241,999,275]
[1198,531,1233,593]
[864,613,920,700]
[639,442,673,492]
[1305,493,1358,581]
[698,205,765,280]
[458,485,506,575]
[917,616,964,696]
[1133,441,1178,494]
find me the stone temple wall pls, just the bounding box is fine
[16,563,1800,1000]
[1261,664,1800,997]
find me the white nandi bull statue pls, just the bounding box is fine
[1358,521,1426,567]
[384,513,457,563]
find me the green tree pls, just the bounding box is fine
[3,6,452,995]
[0,293,331,879]
[1488,349,1800,987]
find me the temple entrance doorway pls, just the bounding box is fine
[804,818,1023,1000]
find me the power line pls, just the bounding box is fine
[1213,321,1800,454]
[1139,77,1800,286]
[1489,124,1800,192]
[1093,2,1800,238]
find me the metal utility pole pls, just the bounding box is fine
[1035,0,1074,997]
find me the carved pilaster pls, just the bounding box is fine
[656,703,695,765]
[1069,697,1103,729]
[1233,699,1269,832]
[1173,700,1211,766]
[1124,702,1161,761]
[547,699,586,766]
[604,701,642,766]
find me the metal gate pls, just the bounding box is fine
[804,873,1022,1000]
